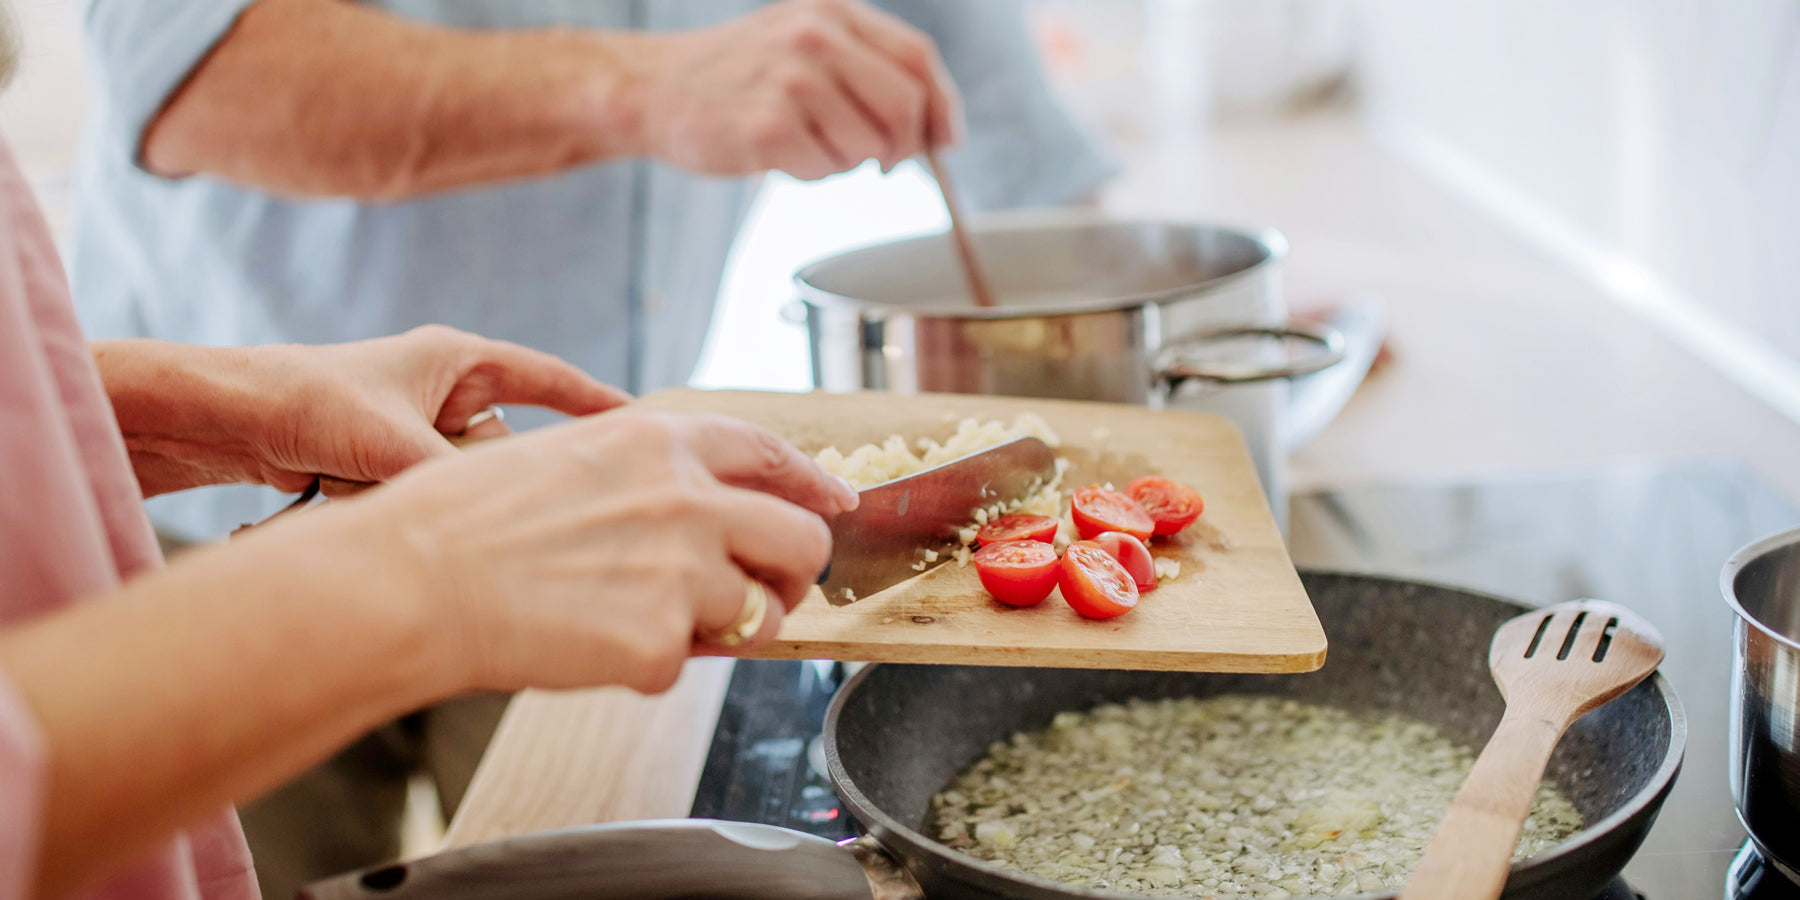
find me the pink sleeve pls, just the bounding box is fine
[0,668,46,900]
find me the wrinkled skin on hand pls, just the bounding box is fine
[352,409,859,694]
[633,0,964,180]
[102,324,630,497]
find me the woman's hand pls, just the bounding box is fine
[0,403,852,894]
[96,325,629,497]
[334,409,859,694]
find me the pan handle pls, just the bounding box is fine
[297,819,882,900]
[1155,320,1345,386]
[843,834,928,900]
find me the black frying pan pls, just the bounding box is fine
[301,572,1685,900]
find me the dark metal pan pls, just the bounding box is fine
[301,572,1684,900]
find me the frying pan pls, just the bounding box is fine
[301,572,1684,900]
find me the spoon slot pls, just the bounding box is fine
[1592,616,1619,663]
[1523,614,1554,659]
[1555,611,1589,660]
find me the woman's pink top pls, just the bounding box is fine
[0,140,259,897]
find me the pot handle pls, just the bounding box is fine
[780,299,811,327]
[297,819,884,900]
[1155,321,1346,387]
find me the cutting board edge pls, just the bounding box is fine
[730,639,1328,674]
[639,387,1250,441]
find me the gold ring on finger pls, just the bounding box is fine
[705,579,769,647]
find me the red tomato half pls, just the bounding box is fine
[973,540,1060,607]
[1059,542,1140,619]
[1127,476,1204,536]
[1071,486,1154,541]
[1093,531,1157,592]
[975,514,1060,547]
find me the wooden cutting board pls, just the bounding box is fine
[638,389,1326,673]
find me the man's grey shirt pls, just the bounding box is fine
[72,0,1114,539]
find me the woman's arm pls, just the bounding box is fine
[4,408,854,897]
[0,502,446,898]
[138,0,962,198]
[93,327,630,497]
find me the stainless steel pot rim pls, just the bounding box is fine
[1721,525,1800,653]
[792,219,1289,322]
[822,569,1688,900]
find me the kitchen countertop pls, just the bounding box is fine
[444,112,1800,854]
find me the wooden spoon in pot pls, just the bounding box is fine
[923,147,997,308]
[1400,600,1664,900]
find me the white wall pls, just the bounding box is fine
[0,0,86,237]
[1360,0,1800,412]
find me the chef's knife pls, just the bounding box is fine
[819,436,1058,606]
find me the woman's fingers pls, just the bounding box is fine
[673,414,858,518]
[693,588,788,656]
[422,331,632,432]
[457,409,512,442]
[710,484,834,611]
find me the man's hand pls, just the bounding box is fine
[629,0,965,180]
[140,0,965,196]
[96,326,630,497]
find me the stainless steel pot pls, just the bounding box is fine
[790,218,1353,528]
[1723,527,1800,884]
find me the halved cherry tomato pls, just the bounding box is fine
[973,540,1060,607]
[1093,531,1157,592]
[1071,486,1154,541]
[1059,542,1140,619]
[1127,475,1204,536]
[975,513,1060,547]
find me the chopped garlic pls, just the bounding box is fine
[973,820,1016,848]
[814,415,1062,491]
[1153,557,1182,579]
[812,415,1074,568]
[928,696,1583,897]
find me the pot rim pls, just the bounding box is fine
[1721,525,1800,653]
[792,217,1289,322]
[823,569,1688,900]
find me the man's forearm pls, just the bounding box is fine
[0,503,448,897]
[142,0,649,200]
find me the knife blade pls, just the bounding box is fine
[819,436,1059,605]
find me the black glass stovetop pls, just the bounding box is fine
[691,459,1800,899]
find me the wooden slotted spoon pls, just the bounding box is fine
[1400,600,1665,900]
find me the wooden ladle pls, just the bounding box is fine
[1400,600,1665,900]
[923,147,997,308]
